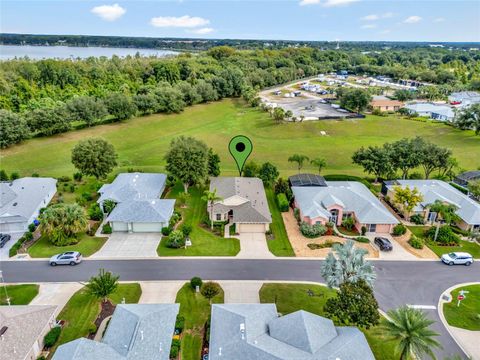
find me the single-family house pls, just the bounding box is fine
[404,102,455,122]
[448,91,480,106]
[0,177,57,233]
[370,98,404,112]
[98,173,175,233]
[208,304,375,360]
[53,304,180,360]
[383,180,480,232]
[454,170,480,188]
[0,305,58,360]
[208,177,272,234]
[292,180,398,234]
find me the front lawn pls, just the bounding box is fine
[175,283,224,360]
[265,188,294,257]
[0,284,39,305]
[158,184,240,256]
[259,283,397,360]
[28,233,108,258]
[53,283,141,354]
[443,284,480,331]
[408,226,480,258]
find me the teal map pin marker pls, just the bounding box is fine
[229,135,253,176]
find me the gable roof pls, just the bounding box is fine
[53,304,180,360]
[98,173,166,204]
[106,199,175,223]
[456,170,480,182]
[209,304,374,360]
[293,182,398,225]
[210,177,272,224]
[0,305,57,360]
[385,180,480,225]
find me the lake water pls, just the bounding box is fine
[0,45,178,60]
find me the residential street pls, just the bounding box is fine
[1,259,477,359]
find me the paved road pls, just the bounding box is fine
[1,259,478,359]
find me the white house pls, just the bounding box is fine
[0,177,57,233]
[404,102,455,122]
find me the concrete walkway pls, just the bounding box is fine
[219,281,263,303]
[139,281,184,303]
[236,233,274,258]
[30,282,83,316]
[92,233,160,258]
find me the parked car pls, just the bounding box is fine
[49,251,82,266]
[441,252,473,266]
[0,233,11,248]
[374,237,393,251]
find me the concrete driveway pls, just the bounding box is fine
[369,234,417,260]
[30,282,83,316]
[139,281,184,303]
[91,233,160,258]
[0,232,23,260]
[236,232,274,258]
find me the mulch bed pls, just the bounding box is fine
[88,300,116,339]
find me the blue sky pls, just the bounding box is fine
[1,0,479,42]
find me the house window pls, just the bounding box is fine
[216,214,222,221]
[367,224,377,232]
[342,213,352,220]
[428,212,437,223]
[315,221,322,225]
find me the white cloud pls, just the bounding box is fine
[361,24,377,29]
[299,0,359,6]
[91,4,126,22]
[188,27,214,35]
[299,0,321,5]
[434,17,445,23]
[362,14,379,21]
[403,15,422,24]
[150,15,210,28]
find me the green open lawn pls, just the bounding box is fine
[259,283,398,360]
[0,284,39,305]
[265,188,294,257]
[443,284,480,331]
[28,233,108,258]
[408,226,480,258]
[53,283,141,354]
[175,282,224,360]
[1,99,478,178]
[157,183,240,256]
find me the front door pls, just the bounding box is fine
[329,209,339,225]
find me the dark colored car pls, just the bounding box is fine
[0,234,11,248]
[374,237,393,251]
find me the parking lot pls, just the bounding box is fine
[274,97,354,120]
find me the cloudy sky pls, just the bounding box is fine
[1,0,479,42]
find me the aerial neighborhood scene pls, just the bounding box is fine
[1,0,480,359]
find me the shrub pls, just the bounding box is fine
[175,315,185,334]
[28,223,36,232]
[88,324,97,335]
[181,224,192,237]
[88,203,103,221]
[161,227,172,236]
[300,222,327,238]
[408,235,424,249]
[201,281,221,303]
[69,184,75,193]
[57,176,71,182]
[10,172,20,180]
[274,178,292,200]
[410,214,425,225]
[101,223,112,234]
[355,236,370,243]
[24,231,33,241]
[361,226,367,236]
[190,276,203,289]
[81,192,93,201]
[43,326,61,348]
[341,217,355,231]
[426,225,460,245]
[392,224,407,236]
[87,221,101,236]
[103,200,116,214]
[165,230,185,248]
[307,240,341,249]
[73,172,83,181]
[276,193,289,212]
[293,208,301,223]
[9,243,21,257]
[170,338,181,358]
[169,212,181,228]
[408,172,423,180]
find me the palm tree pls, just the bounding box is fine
[288,154,310,173]
[380,306,441,360]
[310,158,327,175]
[320,240,376,288]
[202,189,223,230]
[86,269,119,303]
[41,203,88,246]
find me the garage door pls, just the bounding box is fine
[238,223,266,233]
[0,222,25,232]
[112,222,128,232]
[132,222,163,233]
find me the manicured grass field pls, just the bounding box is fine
[408,226,480,258]
[175,282,224,360]
[2,99,478,178]
[157,183,240,256]
[265,188,294,257]
[28,233,108,258]
[259,283,398,360]
[53,284,141,354]
[0,284,39,305]
[443,284,480,331]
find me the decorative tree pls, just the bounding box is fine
[202,189,223,229]
[393,186,423,221]
[258,162,279,186]
[208,148,221,177]
[86,269,119,303]
[71,138,117,179]
[288,154,310,173]
[201,281,221,304]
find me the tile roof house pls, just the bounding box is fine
[384,180,480,232]
[208,304,375,360]
[0,177,57,233]
[53,304,180,360]
[209,177,272,234]
[0,305,58,360]
[98,173,174,233]
[292,181,398,234]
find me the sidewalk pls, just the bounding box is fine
[30,282,84,317]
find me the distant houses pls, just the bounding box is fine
[454,170,480,189]
[448,91,480,106]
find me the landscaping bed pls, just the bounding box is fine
[265,188,294,257]
[443,284,480,331]
[27,233,107,258]
[0,284,39,305]
[392,227,438,259]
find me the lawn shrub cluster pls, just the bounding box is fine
[408,235,424,249]
[300,222,327,238]
[341,217,355,231]
[307,240,341,249]
[43,326,61,348]
[165,230,185,248]
[276,193,289,212]
[175,315,185,334]
[426,226,460,245]
[88,203,103,221]
[170,338,181,359]
[101,223,112,234]
[392,224,407,236]
[410,214,425,225]
[355,237,370,243]
[8,232,32,257]
[274,178,292,200]
[190,277,203,289]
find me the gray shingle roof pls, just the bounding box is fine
[53,304,179,360]
[209,177,272,224]
[98,173,166,204]
[209,304,374,360]
[456,170,480,182]
[292,182,398,225]
[106,199,175,223]
[385,180,480,225]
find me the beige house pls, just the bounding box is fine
[208,177,272,234]
[370,99,404,112]
[0,305,57,360]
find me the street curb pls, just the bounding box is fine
[437,282,480,359]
